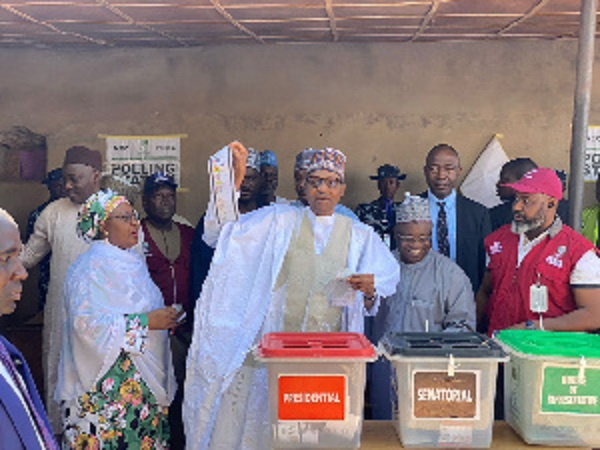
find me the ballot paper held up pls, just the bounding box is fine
[208,145,239,224]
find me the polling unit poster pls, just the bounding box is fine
[104,135,185,187]
[585,126,600,182]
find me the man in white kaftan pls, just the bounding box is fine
[184,144,399,450]
[20,146,103,432]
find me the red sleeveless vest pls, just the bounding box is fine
[485,224,594,333]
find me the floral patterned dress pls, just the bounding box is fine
[62,314,170,449]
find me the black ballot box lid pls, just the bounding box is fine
[381,331,506,359]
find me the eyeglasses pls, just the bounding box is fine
[397,235,431,244]
[306,176,343,189]
[110,210,140,223]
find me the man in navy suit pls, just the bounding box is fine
[422,144,491,292]
[0,208,57,449]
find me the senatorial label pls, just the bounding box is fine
[412,370,479,419]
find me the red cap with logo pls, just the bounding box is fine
[502,167,563,200]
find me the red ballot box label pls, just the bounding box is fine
[278,375,347,421]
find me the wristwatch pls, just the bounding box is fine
[525,320,537,330]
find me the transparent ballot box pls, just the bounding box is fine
[256,332,376,449]
[497,330,600,447]
[381,332,507,448]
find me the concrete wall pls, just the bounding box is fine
[4,40,600,321]
[2,40,599,235]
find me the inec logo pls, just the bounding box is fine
[489,241,502,255]
[545,245,566,269]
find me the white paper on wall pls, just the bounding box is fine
[460,135,509,208]
[585,126,600,181]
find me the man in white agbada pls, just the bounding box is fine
[20,145,103,432]
[184,142,399,449]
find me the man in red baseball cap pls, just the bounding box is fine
[477,167,600,334]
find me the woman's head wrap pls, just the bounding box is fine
[78,189,128,242]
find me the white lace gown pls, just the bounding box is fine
[21,197,147,433]
[56,240,176,447]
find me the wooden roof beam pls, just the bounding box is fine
[0,3,108,45]
[496,0,551,35]
[210,0,265,44]
[324,0,339,42]
[97,0,189,46]
[410,0,440,42]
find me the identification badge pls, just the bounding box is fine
[530,284,548,313]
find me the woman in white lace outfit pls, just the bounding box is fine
[56,190,181,449]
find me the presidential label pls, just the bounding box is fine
[413,371,478,419]
[278,375,346,421]
[541,365,600,415]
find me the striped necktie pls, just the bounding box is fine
[437,201,450,257]
[0,341,57,449]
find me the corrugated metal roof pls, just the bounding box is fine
[0,0,591,48]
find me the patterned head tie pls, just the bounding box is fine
[396,193,431,224]
[246,148,261,171]
[294,148,316,171]
[306,147,346,181]
[78,189,128,242]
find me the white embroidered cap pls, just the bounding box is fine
[396,192,431,223]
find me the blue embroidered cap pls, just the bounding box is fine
[260,150,278,168]
[294,148,316,171]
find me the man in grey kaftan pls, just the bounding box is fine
[370,194,475,419]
